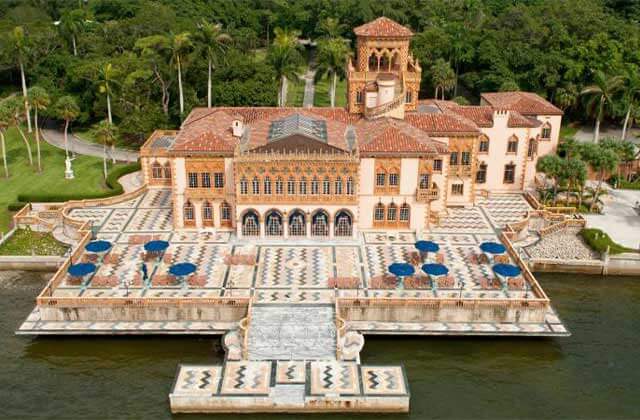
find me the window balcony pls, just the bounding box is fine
[416,186,440,203]
[450,165,473,177]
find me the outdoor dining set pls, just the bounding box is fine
[386,240,523,294]
[67,239,196,290]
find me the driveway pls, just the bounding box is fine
[40,126,139,163]
[584,188,640,249]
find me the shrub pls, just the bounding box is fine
[579,228,635,255]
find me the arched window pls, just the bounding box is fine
[311,210,329,237]
[252,176,260,194]
[322,177,330,195]
[374,203,385,221]
[242,210,259,237]
[264,176,272,194]
[388,168,399,187]
[507,135,518,154]
[399,204,410,223]
[541,123,552,139]
[299,177,307,195]
[334,177,343,195]
[240,177,248,195]
[287,177,296,195]
[163,162,172,179]
[220,201,231,224]
[419,173,430,189]
[311,177,319,195]
[288,210,306,237]
[476,163,487,184]
[479,135,490,153]
[202,201,213,221]
[376,171,386,187]
[183,200,195,225]
[334,211,353,237]
[275,177,283,194]
[151,161,163,179]
[368,53,378,71]
[346,177,354,195]
[379,53,390,71]
[387,203,397,221]
[527,138,537,158]
[265,210,283,236]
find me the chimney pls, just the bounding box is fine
[232,119,244,137]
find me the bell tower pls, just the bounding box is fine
[346,17,421,119]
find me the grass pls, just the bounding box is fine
[0,127,122,233]
[286,77,306,107]
[560,124,579,140]
[252,48,267,63]
[313,75,347,107]
[0,227,69,256]
[580,228,635,255]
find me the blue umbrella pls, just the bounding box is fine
[492,263,521,278]
[85,240,112,253]
[169,262,197,277]
[388,263,415,277]
[421,263,449,277]
[68,262,96,277]
[415,240,439,253]
[480,242,506,255]
[144,240,170,253]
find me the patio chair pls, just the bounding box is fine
[494,254,510,264]
[435,253,446,264]
[437,275,454,288]
[508,277,525,290]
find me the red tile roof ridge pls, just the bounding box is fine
[353,17,413,37]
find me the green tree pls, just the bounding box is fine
[58,9,87,57]
[555,84,578,111]
[620,66,640,140]
[134,35,173,116]
[561,158,587,209]
[28,86,50,172]
[315,38,350,107]
[0,103,11,178]
[93,120,116,179]
[581,143,618,211]
[536,154,563,205]
[5,96,33,166]
[194,21,232,109]
[96,63,119,126]
[430,58,455,100]
[169,32,193,115]
[317,17,346,39]
[268,28,302,107]
[54,96,80,159]
[8,26,33,133]
[580,70,624,143]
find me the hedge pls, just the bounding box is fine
[579,228,635,255]
[16,161,141,203]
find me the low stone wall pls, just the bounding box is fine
[0,255,64,271]
[529,254,640,276]
[38,298,250,322]
[607,254,640,275]
[337,299,548,324]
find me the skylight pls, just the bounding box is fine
[267,114,328,143]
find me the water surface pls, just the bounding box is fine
[1,271,639,419]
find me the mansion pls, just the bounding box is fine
[140,17,562,239]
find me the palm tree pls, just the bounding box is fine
[28,86,50,172]
[93,120,116,179]
[58,9,86,56]
[268,28,302,107]
[536,154,563,205]
[5,96,34,166]
[96,63,119,126]
[9,26,32,133]
[315,38,350,107]
[580,70,624,143]
[430,58,455,100]
[169,32,193,115]
[134,35,172,116]
[317,17,346,39]
[54,96,80,159]
[620,66,640,140]
[581,143,618,211]
[194,21,231,108]
[0,103,11,178]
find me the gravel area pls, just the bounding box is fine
[525,227,599,260]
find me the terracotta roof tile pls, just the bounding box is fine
[353,17,413,37]
[404,112,480,136]
[357,118,447,155]
[481,92,563,116]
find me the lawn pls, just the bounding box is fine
[580,228,635,255]
[0,127,121,233]
[0,228,69,256]
[286,77,306,107]
[560,124,579,140]
[313,75,347,107]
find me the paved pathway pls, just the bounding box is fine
[574,125,640,144]
[119,170,144,192]
[41,127,139,162]
[584,188,640,249]
[302,69,316,108]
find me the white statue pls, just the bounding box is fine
[64,156,75,179]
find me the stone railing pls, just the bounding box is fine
[334,299,346,360]
[524,191,542,209]
[450,165,473,177]
[543,206,576,215]
[239,298,254,360]
[538,216,586,238]
[503,213,531,241]
[235,149,359,162]
[499,231,549,301]
[416,187,440,203]
[62,184,148,213]
[364,75,406,120]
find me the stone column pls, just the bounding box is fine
[352,220,358,240]
[329,220,334,239]
[236,217,242,238]
[259,217,265,238]
[283,215,289,239]
[194,201,203,229]
[306,217,311,238]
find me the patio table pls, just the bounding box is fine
[479,242,507,264]
[415,240,439,262]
